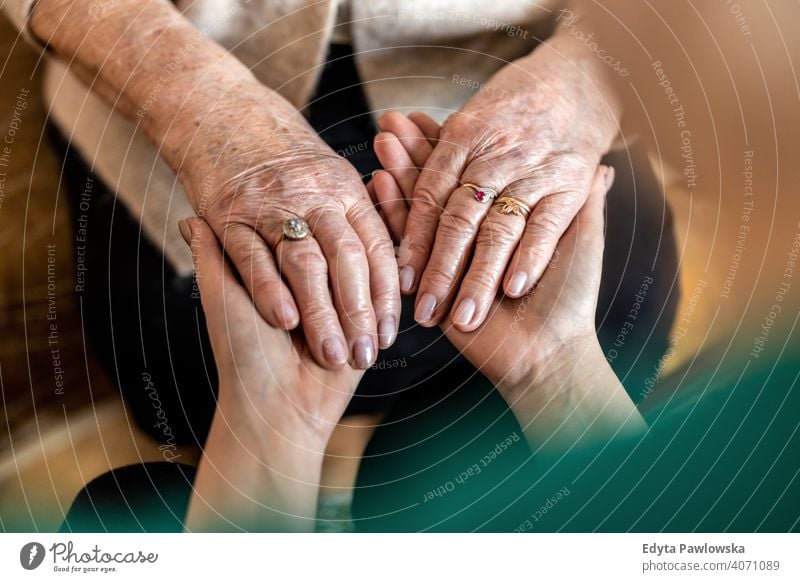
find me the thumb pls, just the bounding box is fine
[181,217,253,336]
[547,165,613,292]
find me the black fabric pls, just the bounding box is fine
[61,463,196,533]
[597,143,679,403]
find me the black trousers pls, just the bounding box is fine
[60,45,679,532]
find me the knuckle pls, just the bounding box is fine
[478,216,521,245]
[372,288,400,314]
[341,301,374,325]
[283,247,328,275]
[519,243,551,267]
[463,270,498,296]
[413,184,443,210]
[439,206,478,233]
[422,263,455,290]
[251,277,282,299]
[336,237,367,259]
[404,236,433,263]
[529,208,566,239]
[303,303,337,333]
[363,235,395,259]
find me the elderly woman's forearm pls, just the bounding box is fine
[29,0,302,196]
[526,25,624,149]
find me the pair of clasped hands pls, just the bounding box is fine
[181,107,635,452]
[182,110,649,530]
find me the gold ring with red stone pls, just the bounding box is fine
[462,183,498,204]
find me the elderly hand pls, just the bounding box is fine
[183,217,365,431]
[397,29,622,333]
[373,116,644,449]
[31,0,400,372]
[175,84,400,372]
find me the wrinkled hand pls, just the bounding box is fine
[373,114,612,390]
[180,92,399,371]
[184,217,364,436]
[373,117,644,447]
[396,31,621,333]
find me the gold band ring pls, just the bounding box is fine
[494,196,532,217]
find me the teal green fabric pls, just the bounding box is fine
[352,341,800,532]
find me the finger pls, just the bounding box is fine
[373,169,409,242]
[221,223,299,330]
[408,112,440,146]
[549,165,614,288]
[272,230,349,370]
[366,175,378,205]
[399,141,468,294]
[449,207,528,331]
[377,111,434,166]
[374,132,420,199]
[347,198,402,350]
[307,209,378,369]
[503,187,592,299]
[413,157,513,326]
[184,218,254,341]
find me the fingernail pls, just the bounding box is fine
[508,272,528,297]
[378,316,397,348]
[322,336,348,366]
[277,300,299,329]
[352,336,375,369]
[178,219,193,246]
[414,293,437,323]
[372,170,380,181]
[399,265,416,293]
[452,298,476,326]
[604,166,616,192]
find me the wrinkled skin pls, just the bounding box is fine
[179,98,401,371]
[396,30,621,334]
[373,112,613,398]
[375,116,645,449]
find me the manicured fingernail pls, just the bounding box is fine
[178,219,192,246]
[604,166,616,192]
[322,336,347,366]
[399,265,415,293]
[415,293,437,323]
[452,298,476,326]
[508,272,528,297]
[378,316,397,348]
[277,300,299,329]
[352,336,375,369]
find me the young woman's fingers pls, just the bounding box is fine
[377,111,434,166]
[373,169,410,241]
[182,218,260,349]
[374,131,419,199]
[408,112,441,146]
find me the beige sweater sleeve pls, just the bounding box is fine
[2,0,47,51]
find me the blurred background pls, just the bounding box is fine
[1,1,799,531]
